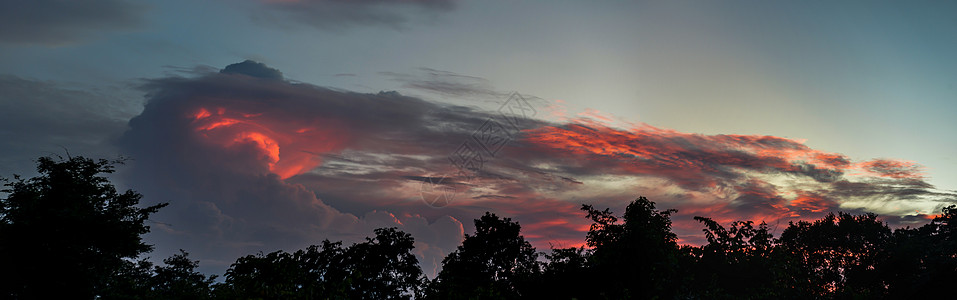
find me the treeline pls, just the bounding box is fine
[2,156,956,299]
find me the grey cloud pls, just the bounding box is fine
[254,0,456,31]
[220,60,284,80]
[119,61,526,276]
[472,194,516,200]
[0,75,137,176]
[789,163,844,183]
[381,68,501,99]
[827,178,951,200]
[111,60,957,278]
[0,0,145,46]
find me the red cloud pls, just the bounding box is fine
[790,192,837,213]
[119,61,957,278]
[515,118,951,244]
[188,106,350,179]
[857,159,925,179]
[523,121,853,190]
[526,122,849,172]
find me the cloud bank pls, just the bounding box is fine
[0,75,137,175]
[517,120,957,243]
[119,60,527,275]
[0,0,145,45]
[114,60,956,275]
[253,0,456,31]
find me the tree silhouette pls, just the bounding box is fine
[221,249,303,299]
[219,227,423,299]
[688,217,791,298]
[100,257,155,299]
[582,196,685,299]
[535,247,592,299]
[778,212,891,298]
[428,212,540,299]
[338,227,425,299]
[879,205,957,298]
[919,204,957,292]
[295,240,348,299]
[0,156,167,299]
[151,250,217,299]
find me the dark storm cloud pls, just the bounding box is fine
[0,0,145,45]
[0,75,137,176]
[254,0,456,31]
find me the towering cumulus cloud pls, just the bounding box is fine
[120,61,477,275]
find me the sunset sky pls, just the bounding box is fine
[2,0,956,276]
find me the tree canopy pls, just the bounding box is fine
[428,212,540,299]
[218,227,424,300]
[0,156,167,298]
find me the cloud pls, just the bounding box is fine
[253,0,456,31]
[119,61,535,275]
[113,60,956,277]
[514,119,957,243]
[220,60,284,80]
[381,68,501,99]
[0,75,138,176]
[789,191,837,214]
[0,0,145,46]
[858,159,925,179]
[519,122,852,191]
[1,56,949,279]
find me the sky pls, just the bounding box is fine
[1,0,956,277]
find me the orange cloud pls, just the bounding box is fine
[516,116,951,243]
[523,121,853,191]
[189,106,349,179]
[526,122,851,174]
[790,192,835,213]
[857,159,925,179]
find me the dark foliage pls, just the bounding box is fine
[151,250,218,299]
[100,249,218,299]
[428,212,540,299]
[0,156,167,299]
[217,227,424,299]
[685,217,795,299]
[777,212,892,298]
[877,205,957,298]
[580,196,685,299]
